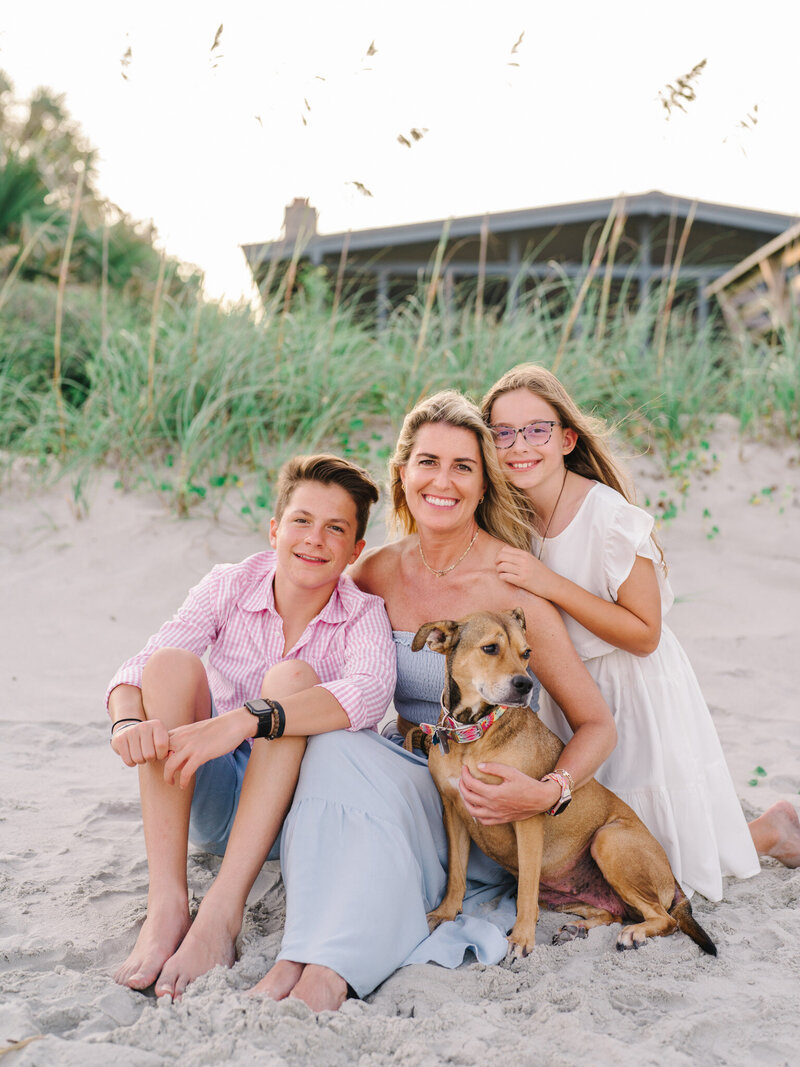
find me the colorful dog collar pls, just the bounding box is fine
[419,705,508,751]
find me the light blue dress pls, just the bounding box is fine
[274,633,541,997]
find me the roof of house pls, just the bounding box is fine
[242,191,798,267]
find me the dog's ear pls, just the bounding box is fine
[509,607,527,634]
[412,620,459,654]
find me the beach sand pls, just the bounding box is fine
[2,417,799,1065]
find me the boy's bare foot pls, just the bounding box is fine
[288,964,348,1012]
[114,902,192,991]
[154,909,238,999]
[248,959,305,1000]
[750,800,800,867]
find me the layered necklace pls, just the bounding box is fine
[418,527,479,578]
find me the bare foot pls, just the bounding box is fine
[750,800,800,867]
[114,901,191,991]
[248,959,305,1000]
[288,964,348,1012]
[154,908,239,999]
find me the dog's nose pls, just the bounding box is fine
[511,674,533,696]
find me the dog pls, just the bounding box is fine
[405,608,716,958]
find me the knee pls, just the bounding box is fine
[142,647,205,685]
[261,659,320,699]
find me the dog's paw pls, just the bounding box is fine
[426,909,458,933]
[552,923,589,946]
[616,925,647,951]
[506,922,537,959]
[506,937,535,960]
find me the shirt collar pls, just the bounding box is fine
[239,551,351,625]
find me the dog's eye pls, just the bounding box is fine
[481,644,499,656]
[521,648,531,660]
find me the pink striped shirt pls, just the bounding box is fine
[105,551,395,732]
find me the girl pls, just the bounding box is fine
[480,363,800,901]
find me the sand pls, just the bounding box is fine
[2,416,799,1065]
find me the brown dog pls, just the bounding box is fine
[406,609,716,958]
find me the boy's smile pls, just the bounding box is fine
[270,481,365,600]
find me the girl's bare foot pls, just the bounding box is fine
[114,901,191,991]
[750,800,800,867]
[248,959,305,1000]
[154,908,239,999]
[289,964,348,1012]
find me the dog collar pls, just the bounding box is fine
[419,705,508,750]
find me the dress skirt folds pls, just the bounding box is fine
[276,730,517,997]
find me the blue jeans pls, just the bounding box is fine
[187,694,280,859]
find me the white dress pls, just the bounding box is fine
[536,481,760,901]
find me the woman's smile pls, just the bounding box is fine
[422,494,458,508]
[402,423,486,527]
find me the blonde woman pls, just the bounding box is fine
[251,392,616,1009]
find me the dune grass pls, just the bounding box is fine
[0,266,797,520]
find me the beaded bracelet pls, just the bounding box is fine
[553,766,575,792]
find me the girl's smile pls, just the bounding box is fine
[489,389,576,502]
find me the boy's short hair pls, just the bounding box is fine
[274,454,380,542]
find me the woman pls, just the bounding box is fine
[252,391,617,1010]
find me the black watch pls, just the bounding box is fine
[244,698,286,741]
[244,698,274,739]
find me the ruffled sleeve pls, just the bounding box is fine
[603,495,673,614]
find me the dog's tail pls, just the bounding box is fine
[670,892,717,956]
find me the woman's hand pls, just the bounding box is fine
[164,710,252,789]
[459,763,560,824]
[111,719,170,766]
[496,546,559,601]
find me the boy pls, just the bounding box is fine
[107,454,395,1006]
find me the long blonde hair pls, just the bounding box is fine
[481,363,665,565]
[389,390,532,551]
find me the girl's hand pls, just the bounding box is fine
[459,763,560,824]
[496,546,558,600]
[164,711,251,789]
[111,719,170,766]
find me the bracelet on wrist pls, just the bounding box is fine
[244,698,287,741]
[553,766,575,792]
[267,700,286,740]
[540,770,573,816]
[111,717,144,736]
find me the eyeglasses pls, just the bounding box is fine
[490,421,562,449]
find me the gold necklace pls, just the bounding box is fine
[418,527,480,578]
[536,468,568,559]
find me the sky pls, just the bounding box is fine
[2,1,798,303]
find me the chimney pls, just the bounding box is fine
[282,198,318,241]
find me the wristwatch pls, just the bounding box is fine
[244,698,286,740]
[541,771,572,816]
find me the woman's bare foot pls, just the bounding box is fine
[289,964,348,1012]
[154,906,239,999]
[248,959,305,1000]
[114,900,191,991]
[750,800,800,867]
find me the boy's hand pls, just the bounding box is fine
[111,719,170,766]
[164,711,252,789]
[496,546,557,600]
